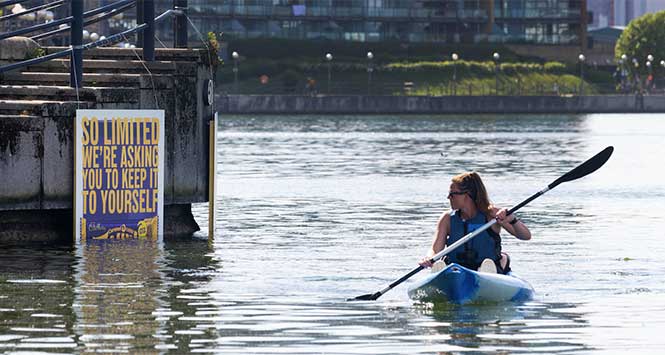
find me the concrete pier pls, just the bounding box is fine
[0,45,217,243]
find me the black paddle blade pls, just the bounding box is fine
[548,146,614,189]
[348,292,380,301]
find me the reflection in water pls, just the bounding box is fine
[159,238,220,353]
[74,240,165,353]
[415,302,592,354]
[0,245,76,351]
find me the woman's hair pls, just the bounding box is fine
[451,172,492,216]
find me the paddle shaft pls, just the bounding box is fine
[352,146,614,301]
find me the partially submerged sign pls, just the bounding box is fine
[74,109,165,243]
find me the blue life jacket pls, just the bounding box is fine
[446,209,502,270]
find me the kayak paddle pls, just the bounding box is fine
[350,146,614,301]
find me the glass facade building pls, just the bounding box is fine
[177,0,586,45]
[1,1,585,46]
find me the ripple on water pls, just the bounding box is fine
[1,114,664,354]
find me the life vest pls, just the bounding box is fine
[446,209,502,270]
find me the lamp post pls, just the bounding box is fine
[646,59,652,93]
[493,52,500,95]
[366,51,374,95]
[325,53,333,94]
[633,58,640,93]
[452,52,458,95]
[578,53,585,95]
[661,60,665,92]
[232,51,239,94]
[620,54,628,93]
[617,57,624,93]
[647,55,654,91]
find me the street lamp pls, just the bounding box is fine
[366,51,374,95]
[325,53,333,94]
[661,60,665,92]
[619,54,628,92]
[578,53,585,95]
[232,51,239,94]
[646,59,653,93]
[493,52,500,95]
[452,53,459,95]
[617,57,625,93]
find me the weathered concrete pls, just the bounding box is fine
[0,37,40,62]
[216,94,665,114]
[0,47,217,242]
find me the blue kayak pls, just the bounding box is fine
[407,263,534,304]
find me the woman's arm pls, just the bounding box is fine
[420,212,450,267]
[492,207,531,240]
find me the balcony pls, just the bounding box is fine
[189,5,488,21]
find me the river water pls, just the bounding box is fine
[1,113,664,354]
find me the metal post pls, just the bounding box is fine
[174,0,188,48]
[144,0,155,61]
[578,54,585,96]
[137,0,144,46]
[232,51,239,93]
[451,53,458,96]
[580,64,584,95]
[646,54,654,94]
[647,61,652,94]
[495,64,499,95]
[367,51,373,95]
[325,53,332,95]
[70,0,83,88]
[327,61,331,94]
[632,58,639,94]
[661,60,665,95]
[493,52,500,95]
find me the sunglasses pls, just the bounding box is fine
[447,191,467,198]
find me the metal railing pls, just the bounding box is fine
[0,0,189,88]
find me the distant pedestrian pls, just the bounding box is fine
[305,77,317,96]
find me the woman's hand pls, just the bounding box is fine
[419,257,434,268]
[494,207,516,226]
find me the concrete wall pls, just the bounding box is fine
[0,55,215,211]
[216,94,665,114]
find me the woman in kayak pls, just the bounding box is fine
[419,172,531,274]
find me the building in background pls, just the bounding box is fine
[586,0,665,65]
[1,0,589,61]
[144,0,587,47]
[588,0,665,29]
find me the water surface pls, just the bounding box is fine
[1,113,664,354]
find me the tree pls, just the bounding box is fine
[615,11,665,73]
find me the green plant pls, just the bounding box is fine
[28,47,46,60]
[205,31,222,67]
[615,10,665,74]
